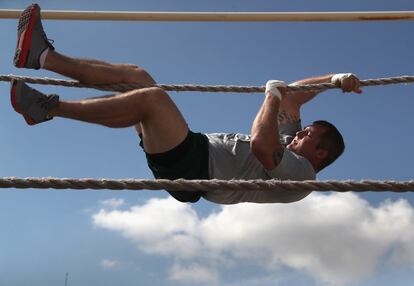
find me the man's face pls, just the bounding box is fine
[287,124,327,160]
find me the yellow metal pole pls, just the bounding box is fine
[0,10,413,22]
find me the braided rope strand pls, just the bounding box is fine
[1,74,414,93]
[1,177,414,192]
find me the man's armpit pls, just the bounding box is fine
[278,110,300,124]
[272,148,285,167]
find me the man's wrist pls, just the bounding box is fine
[265,80,286,101]
[331,73,355,85]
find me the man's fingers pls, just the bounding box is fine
[349,75,362,93]
[341,80,353,92]
[341,76,362,94]
[331,73,362,94]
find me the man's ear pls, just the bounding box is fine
[316,149,328,161]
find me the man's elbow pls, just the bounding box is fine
[250,137,279,170]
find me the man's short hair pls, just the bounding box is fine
[312,120,345,171]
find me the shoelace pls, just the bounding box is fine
[34,90,53,109]
[41,30,55,49]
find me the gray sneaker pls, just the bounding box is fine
[14,3,55,69]
[11,80,59,125]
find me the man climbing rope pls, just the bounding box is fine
[11,4,362,204]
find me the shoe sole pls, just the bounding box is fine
[10,81,37,125]
[14,4,38,68]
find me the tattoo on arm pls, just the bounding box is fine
[278,110,300,124]
[272,148,285,167]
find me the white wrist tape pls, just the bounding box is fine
[265,80,286,101]
[331,73,355,84]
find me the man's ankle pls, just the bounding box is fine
[39,48,50,68]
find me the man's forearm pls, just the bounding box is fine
[287,74,334,106]
[251,93,282,170]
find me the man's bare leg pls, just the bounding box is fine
[44,49,186,154]
[43,50,157,137]
[41,52,187,153]
[55,88,187,154]
[43,50,156,85]
[67,57,137,69]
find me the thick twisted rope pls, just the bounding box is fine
[1,74,413,93]
[1,177,414,193]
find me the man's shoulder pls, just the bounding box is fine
[267,148,316,181]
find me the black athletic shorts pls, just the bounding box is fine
[139,131,210,203]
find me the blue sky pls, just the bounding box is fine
[0,0,414,285]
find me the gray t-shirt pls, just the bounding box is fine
[202,122,315,204]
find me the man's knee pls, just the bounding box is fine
[129,87,171,118]
[142,87,170,104]
[122,66,156,84]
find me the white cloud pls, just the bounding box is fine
[101,259,120,269]
[92,194,414,285]
[93,197,202,259]
[169,263,219,284]
[100,198,125,209]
